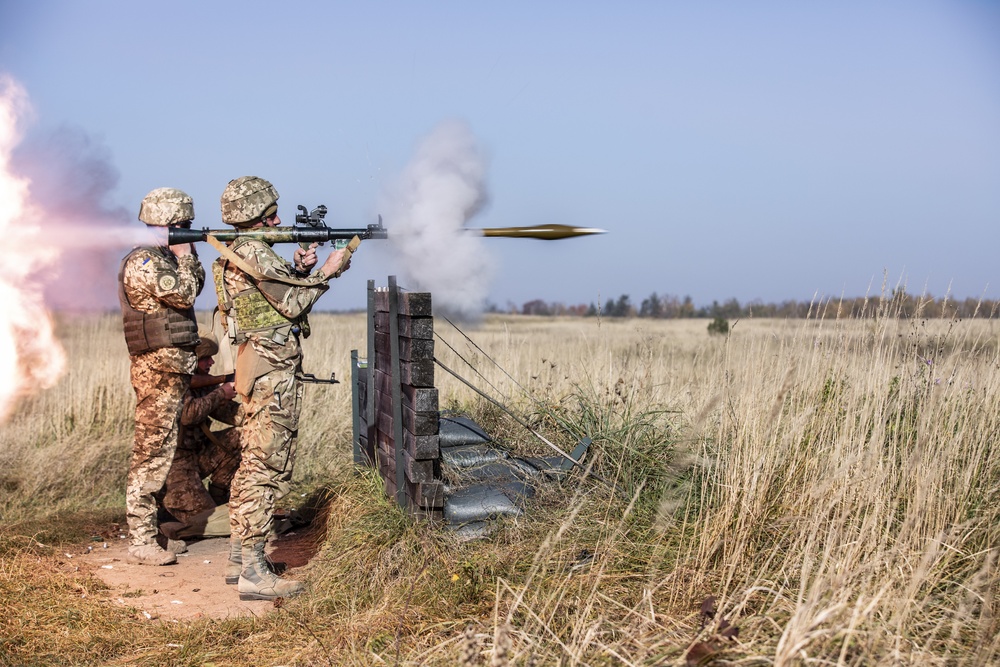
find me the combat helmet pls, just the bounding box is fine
[221,176,279,227]
[194,331,219,359]
[138,187,194,227]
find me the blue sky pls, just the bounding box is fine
[1,1,998,312]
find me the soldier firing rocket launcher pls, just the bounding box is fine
[166,203,607,245]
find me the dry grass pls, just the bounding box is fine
[0,309,997,665]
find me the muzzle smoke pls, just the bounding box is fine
[12,124,134,311]
[379,120,495,320]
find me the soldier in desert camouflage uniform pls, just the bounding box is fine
[157,332,242,541]
[119,187,205,566]
[214,176,354,599]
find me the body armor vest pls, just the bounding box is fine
[118,247,199,356]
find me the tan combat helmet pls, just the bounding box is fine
[138,187,194,227]
[220,176,279,227]
[194,331,219,360]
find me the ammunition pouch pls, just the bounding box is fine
[232,288,292,336]
[234,341,276,397]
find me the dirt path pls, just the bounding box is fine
[76,529,318,622]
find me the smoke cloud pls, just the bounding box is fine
[11,124,132,311]
[379,120,495,320]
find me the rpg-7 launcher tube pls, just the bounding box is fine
[167,225,388,245]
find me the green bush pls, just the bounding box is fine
[707,316,729,335]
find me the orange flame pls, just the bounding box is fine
[0,75,66,421]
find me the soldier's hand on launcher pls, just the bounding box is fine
[220,382,236,401]
[293,243,319,272]
[321,246,352,278]
[171,241,193,257]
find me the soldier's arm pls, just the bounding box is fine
[237,242,330,320]
[180,387,229,426]
[210,397,244,427]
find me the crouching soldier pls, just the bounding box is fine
[157,332,242,545]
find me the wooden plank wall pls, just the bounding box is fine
[369,285,444,520]
[353,350,375,467]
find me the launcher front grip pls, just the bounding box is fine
[166,224,388,245]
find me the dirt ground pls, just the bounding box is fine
[74,527,319,622]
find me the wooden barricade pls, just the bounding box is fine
[352,277,443,520]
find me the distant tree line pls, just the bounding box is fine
[495,290,1000,319]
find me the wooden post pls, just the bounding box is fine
[366,279,377,470]
[388,276,407,508]
[351,348,361,465]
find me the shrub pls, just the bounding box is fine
[707,316,729,336]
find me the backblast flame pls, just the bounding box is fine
[0,75,66,421]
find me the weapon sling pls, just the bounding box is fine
[206,235,342,287]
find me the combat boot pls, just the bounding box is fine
[237,542,304,601]
[225,539,288,585]
[164,538,188,554]
[127,543,177,566]
[156,527,188,555]
[224,537,243,585]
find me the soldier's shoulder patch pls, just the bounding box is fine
[126,248,154,265]
[158,273,178,291]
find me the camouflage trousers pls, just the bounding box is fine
[127,360,190,547]
[161,425,241,524]
[229,358,303,547]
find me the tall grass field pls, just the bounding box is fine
[0,307,997,665]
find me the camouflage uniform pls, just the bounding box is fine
[215,239,329,547]
[120,247,204,547]
[160,382,242,524]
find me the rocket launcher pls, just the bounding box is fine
[167,205,387,246]
[166,203,607,245]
